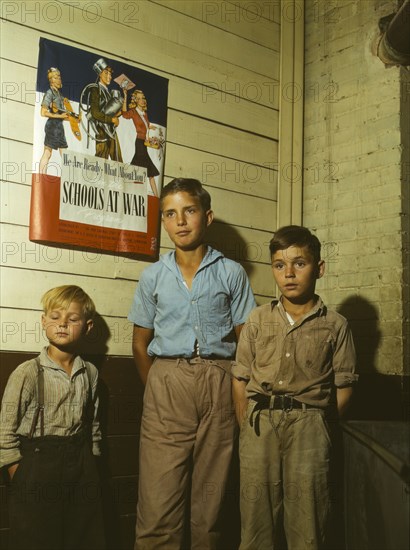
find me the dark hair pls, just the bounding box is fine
[160,178,211,211]
[269,225,321,263]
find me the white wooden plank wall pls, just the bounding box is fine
[1,0,280,354]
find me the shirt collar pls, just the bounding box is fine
[160,246,224,276]
[272,295,326,318]
[198,246,224,269]
[38,347,85,374]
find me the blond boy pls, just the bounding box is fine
[0,285,104,550]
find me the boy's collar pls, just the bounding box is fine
[272,295,325,316]
[160,246,223,271]
[39,347,85,373]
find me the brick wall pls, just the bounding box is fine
[303,0,408,414]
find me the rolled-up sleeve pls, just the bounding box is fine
[333,320,358,387]
[232,315,259,381]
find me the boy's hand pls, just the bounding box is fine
[8,462,19,480]
[232,378,248,425]
[337,386,354,418]
[132,325,155,385]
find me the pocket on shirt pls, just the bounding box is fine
[296,335,333,374]
[254,338,277,368]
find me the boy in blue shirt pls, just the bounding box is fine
[128,178,256,550]
[232,225,357,550]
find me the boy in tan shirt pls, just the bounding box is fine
[232,225,357,550]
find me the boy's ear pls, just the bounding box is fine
[206,209,214,227]
[85,319,93,335]
[317,260,325,279]
[41,314,46,329]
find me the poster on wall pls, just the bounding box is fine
[29,38,168,259]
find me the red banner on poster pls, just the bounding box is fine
[30,174,160,257]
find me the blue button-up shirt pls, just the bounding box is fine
[128,247,256,358]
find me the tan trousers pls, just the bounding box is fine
[135,357,235,550]
[239,402,332,550]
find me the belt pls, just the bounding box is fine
[250,394,317,411]
[159,355,233,361]
[248,394,321,436]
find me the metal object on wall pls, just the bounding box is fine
[342,421,410,550]
[375,0,410,66]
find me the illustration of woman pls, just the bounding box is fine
[39,68,69,174]
[122,90,160,197]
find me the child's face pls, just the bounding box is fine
[42,301,93,350]
[271,245,324,304]
[161,191,213,251]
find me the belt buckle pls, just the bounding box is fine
[282,395,293,411]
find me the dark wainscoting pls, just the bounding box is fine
[1,351,408,549]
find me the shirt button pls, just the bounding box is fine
[278,380,283,385]
[192,300,196,304]
[195,326,198,330]
[285,352,290,358]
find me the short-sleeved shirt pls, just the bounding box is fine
[42,88,64,112]
[128,247,256,358]
[232,297,357,408]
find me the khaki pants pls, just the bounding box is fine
[135,357,235,550]
[239,402,332,550]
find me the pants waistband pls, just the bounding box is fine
[158,355,233,362]
[19,431,86,450]
[250,394,320,411]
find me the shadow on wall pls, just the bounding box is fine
[207,219,255,274]
[206,220,250,549]
[82,314,143,550]
[81,312,111,369]
[338,295,407,421]
[80,314,121,548]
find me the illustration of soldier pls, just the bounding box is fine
[80,58,124,161]
[122,89,163,197]
[39,67,81,174]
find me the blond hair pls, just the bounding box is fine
[41,285,95,319]
[47,67,60,82]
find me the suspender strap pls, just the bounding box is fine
[29,357,45,439]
